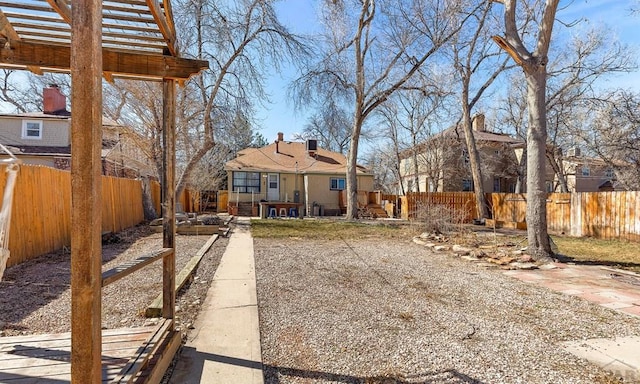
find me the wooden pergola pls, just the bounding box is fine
[0,1,207,383]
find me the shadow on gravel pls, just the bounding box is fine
[0,225,154,330]
[168,349,485,384]
[264,365,485,384]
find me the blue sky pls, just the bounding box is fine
[255,0,640,143]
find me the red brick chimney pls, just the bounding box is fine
[43,85,68,115]
[277,132,284,142]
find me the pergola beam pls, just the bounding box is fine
[0,39,207,80]
[0,9,20,40]
[44,0,72,23]
[145,0,177,56]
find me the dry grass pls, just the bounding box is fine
[551,235,640,273]
[478,230,640,273]
[250,219,421,240]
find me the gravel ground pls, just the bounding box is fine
[0,224,227,336]
[255,237,640,384]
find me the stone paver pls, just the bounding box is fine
[503,263,640,318]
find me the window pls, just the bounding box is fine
[330,177,346,190]
[546,181,554,193]
[605,168,615,179]
[493,178,501,192]
[22,120,43,139]
[232,171,260,193]
[462,149,470,164]
[462,178,473,191]
[581,166,590,177]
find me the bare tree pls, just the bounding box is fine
[294,99,352,154]
[105,0,309,198]
[294,0,477,220]
[378,79,451,194]
[544,27,635,192]
[452,0,514,219]
[493,0,560,261]
[0,71,70,113]
[494,76,528,192]
[577,91,640,190]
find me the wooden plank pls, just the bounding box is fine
[0,39,208,81]
[146,234,219,317]
[101,248,173,287]
[137,330,181,384]
[144,0,177,56]
[110,319,172,383]
[70,0,103,381]
[0,326,159,382]
[162,79,176,322]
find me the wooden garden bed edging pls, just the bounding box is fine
[145,234,220,317]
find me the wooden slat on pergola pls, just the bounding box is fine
[0,1,207,383]
[0,0,207,80]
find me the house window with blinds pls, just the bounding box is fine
[232,171,261,193]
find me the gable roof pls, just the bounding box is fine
[225,141,370,175]
[399,124,523,160]
[434,125,523,144]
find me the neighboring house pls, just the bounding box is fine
[553,148,619,192]
[225,132,375,216]
[399,115,523,194]
[0,85,155,178]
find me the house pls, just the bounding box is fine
[552,148,619,192]
[0,85,155,178]
[399,114,523,194]
[224,132,375,216]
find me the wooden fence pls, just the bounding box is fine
[400,191,640,242]
[0,165,146,268]
[401,192,479,223]
[149,181,201,215]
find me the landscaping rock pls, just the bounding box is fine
[512,262,538,270]
[488,256,516,265]
[433,245,450,252]
[461,255,480,262]
[471,250,487,259]
[539,263,558,270]
[412,237,427,246]
[518,254,533,263]
[452,244,472,255]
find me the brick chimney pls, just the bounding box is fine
[43,85,68,115]
[472,114,485,132]
[275,132,284,153]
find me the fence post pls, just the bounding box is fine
[570,192,581,237]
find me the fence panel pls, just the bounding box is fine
[399,191,638,242]
[405,192,478,223]
[576,191,640,241]
[0,165,145,268]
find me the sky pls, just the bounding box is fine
[254,0,640,144]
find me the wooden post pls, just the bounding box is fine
[70,0,103,382]
[162,79,176,321]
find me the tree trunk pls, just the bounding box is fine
[345,117,361,220]
[174,139,215,200]
[525,69,553,261]
[460,104,489,219]
[141,176,158,220]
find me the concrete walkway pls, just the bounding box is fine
[169,217,263,384]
